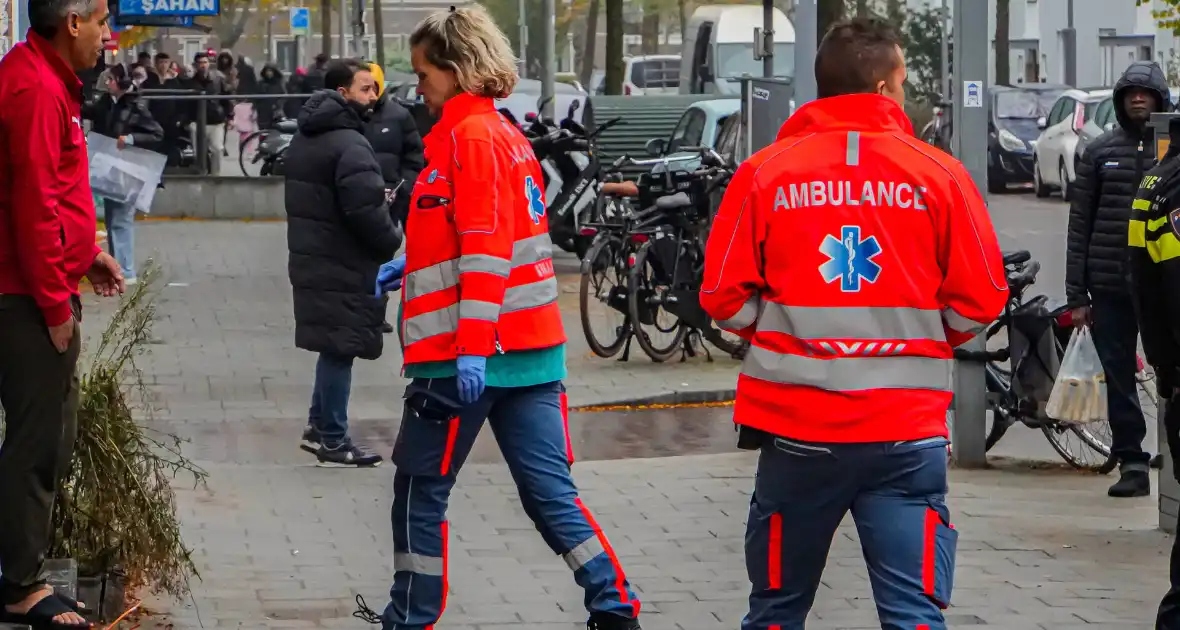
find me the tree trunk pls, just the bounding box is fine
[641,10,660,54]
[884,0,903,27]
[604,0,624,94]
[678,0,689,48]
[373,0,385,67]
[579,0,599,86]
[994,0,1010,86]
[855,0,868,17]
[817,0,845,42]
[321,0,333,57]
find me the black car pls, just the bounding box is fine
[987,85,1066,193]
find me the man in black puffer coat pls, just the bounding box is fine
[1066,60,1171,498]
[363,63,425,227]
[284,59,403,468]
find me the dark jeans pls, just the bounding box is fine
[308,353,354,447]
[1090,294,1150,467]
[0,295,82,604]
[743,435,956,630]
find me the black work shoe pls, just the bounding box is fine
[302,424,321,448]
[587,613,641,630]
[1108,469,1151,498]
[382,321,394,334]
[315,440,382,468]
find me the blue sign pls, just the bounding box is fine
[116,14,194,27]
[289,7,310,31]
[118,0,219,17]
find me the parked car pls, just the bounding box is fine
[595,55,682,95]
[388,76,585,127]
[987,85,1064,193]
[1033,87,1111,199]
[643,99,742,217]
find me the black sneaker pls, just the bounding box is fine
[316,440,382,468]
[1108,469,1151,498]
[382,321,394,334]
[587,613,641,630]
[302,424,321,448]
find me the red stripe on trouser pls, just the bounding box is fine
[439,416,460,475]
[768,512,783,589]
[560,391,575,465]
[917,625,930,630]
[922,508,938,597]
[425,520,450,630]
[574,498,639,617]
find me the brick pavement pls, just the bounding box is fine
[79,217,1176,629]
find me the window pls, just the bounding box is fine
[630,58,680,89]
[715,42,794,78]
[1048,97,1071,125]
[715,115,738,160]
[668,108,706,152]
[275,41,298,75]
[1093,97,1116,127]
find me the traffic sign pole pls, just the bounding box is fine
[950,0,989,468]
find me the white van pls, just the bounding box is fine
[594,55,682,95]
[680,4,795,96]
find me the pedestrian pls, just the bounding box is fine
[363,62,425,227]
[1128,117,1180,630]
[0,0,124,626]
[184,51,231,174]
[84,62,164,285]
[255,63,287,130]
[365,7,642,630]
[283,58,402,467]
[1066,60,1171,498]
[700,17,1008,630]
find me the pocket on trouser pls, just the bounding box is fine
[922,500,958,609]
[392,386,463,476]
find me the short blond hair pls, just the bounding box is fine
[409,5,519,99]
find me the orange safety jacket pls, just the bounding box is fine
[701,94,1009,443]
[401,93,566,364]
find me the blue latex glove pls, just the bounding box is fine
[456,355,487,404]
[375,254,407,297]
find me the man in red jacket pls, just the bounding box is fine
[701,18,1007,630]
[0,0,120,627]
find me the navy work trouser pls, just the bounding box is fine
[380,378,640,630]
[743,435,957,630]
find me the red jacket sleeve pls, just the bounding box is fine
[932,159,1008,347]
[9,88,73,327]
[701,161,765,339]
[451,135,514,357]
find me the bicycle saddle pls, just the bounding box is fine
[275,119,299,133]
[655,192,693,211]
[602,181,639,197]
[1002,250,1030,265]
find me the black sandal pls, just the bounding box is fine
[2,593,92,629]
[53,593,92,615]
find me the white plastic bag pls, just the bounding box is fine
[1045,327,1108,425]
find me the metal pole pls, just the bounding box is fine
[1062,0,1076,86]
[793,0,817,104]
[950,0,989,468]
[541,0,555,119]
[940,0,949,100]
[517,0,528,77]
[337,0,347,57]
[761,0,773,78]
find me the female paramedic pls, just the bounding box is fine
[366,6,642,630]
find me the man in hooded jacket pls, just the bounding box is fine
[284,59,402,467]
[362,62,425,226]
[1066,60,1172,498]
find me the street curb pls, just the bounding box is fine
[572,389,736,411]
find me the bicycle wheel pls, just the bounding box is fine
[579,235,630,358]
[627,241,687,362]
[238,130,266,177]
[703,326,747,359]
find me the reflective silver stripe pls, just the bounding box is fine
[394,551,445,576]
[459,299,501,322]
[460,254,511,277]
[941,306,987,336]
[846,131,860,166]
[503,276,559,312]
[742,345,952,392]
[563,536,606,572]
[718,296,761,330]
[756,302,946,342]
[404,258,460,301]
[513,233,555,266]
[404,304,459,344]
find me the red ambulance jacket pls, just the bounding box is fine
[701,94,1008,443]
[400,93,565,364]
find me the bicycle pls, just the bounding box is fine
[238,118,297,177]
[954,249,1156,471]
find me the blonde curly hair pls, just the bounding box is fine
[409,5,519,99]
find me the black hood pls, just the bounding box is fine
[297,90,365,135]
[261,63,283,83]
[1113,61,1171,133]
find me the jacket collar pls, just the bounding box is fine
[26,29,83,99]
[777,94,913,140]
[426,92,495,146]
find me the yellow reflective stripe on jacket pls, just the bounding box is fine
[1148,232,1180,263]
[1130,219,1147,248]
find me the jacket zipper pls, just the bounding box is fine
[1136,140,1145,183]
[494,330,505,355]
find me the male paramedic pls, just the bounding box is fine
[700,17,1009,630]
